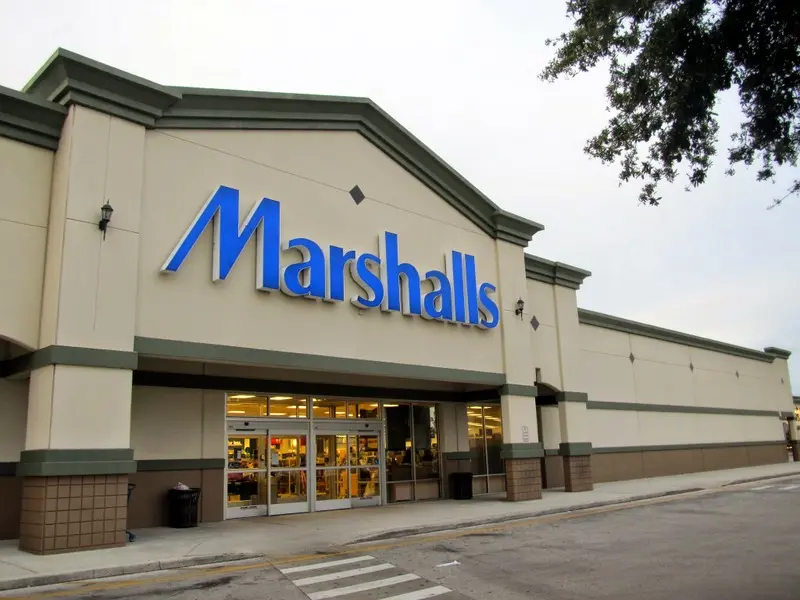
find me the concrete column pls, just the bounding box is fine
[788,416,800,462]
[493,240,543,501]
[552,283,594,492]
[20,107,145,554]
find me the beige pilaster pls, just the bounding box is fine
[21,106,146,554]
[493,240,542,501]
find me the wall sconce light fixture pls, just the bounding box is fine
[515,297,525,319]
[98,201,114,240]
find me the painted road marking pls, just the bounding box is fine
[383,586,453,599]
[751,485,774,490]
[11,476,800,599]
[307,573,421,599]
[280,555,375,574]
[779,484,800,491]
[294,562,394,586]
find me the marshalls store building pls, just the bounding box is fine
[0,49,794,555]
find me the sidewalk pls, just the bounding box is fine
[2,461,799,591]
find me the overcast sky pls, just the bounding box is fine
[1,0,797,389]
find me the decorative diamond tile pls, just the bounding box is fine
[629,352,635,363]
[781,377,785,384]
[349,185,365,205]
[530,315,540,331]
[689,362,694,372]
[735,370,739,379]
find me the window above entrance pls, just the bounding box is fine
[226,394,381,419]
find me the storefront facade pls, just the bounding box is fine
[0,49,794,554]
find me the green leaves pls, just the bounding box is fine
[542,0,800,206]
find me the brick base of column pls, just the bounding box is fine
[563,455,593,492]
[505,458,542,501]
[791,441,800,462]
[19,475,129,555]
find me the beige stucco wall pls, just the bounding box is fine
[0,379,28,461]
[580,323,791,447]
[135,129,505,374]
[130,386,225,460]
[0,136,53,350]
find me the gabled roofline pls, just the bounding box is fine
[525,254,592,290]
[578,308,790,363]
[8,48,544,246]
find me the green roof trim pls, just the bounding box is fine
[578,308,781,363]
[6,48,542,246]
[764,347,792,360]
[0,85,66,150]
[524,254,592,290]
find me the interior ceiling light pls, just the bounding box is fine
[228,410,245,414]
[384,404,399,408]
[270,396,292,401]
[229,394,256,400]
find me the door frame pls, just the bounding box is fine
[312,420,385,512]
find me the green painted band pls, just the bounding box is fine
[442,452,472,461]
[134,337,505,386]
[500,443,544,459]
[18,449,136,477]
[0,346,138,377]
[556,392,588,404]
[578,309,777,363]
[543,449,559,457]
[500,384,538,398]
[764,347,792,360]
[558,442,593,456]
[586,400,778,417]
[593,441,785,454]
[136,458,225,471]
[133,371,501,403]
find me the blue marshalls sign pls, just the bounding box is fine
[161,185,500,329]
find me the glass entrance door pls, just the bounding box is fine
[314,430,382,511]
[226,434,268,519]
[268,432,309,515]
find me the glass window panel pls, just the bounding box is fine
[226,394,267,417]
[270,435,307,468]
[227,435,267,470]
[315,435,348,467]
[312,398,347,419]
[271,470,307,503]
[351,467,380,498]
[227,471,267,507]
[467,406,487,475]
[352,402,380,419]
[385,404,412,481]
[413,405,439,480]
[316,468,348,500]
[268,395,307,418]
[484,405,504,474]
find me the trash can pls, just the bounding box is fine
[449,472,473,500]
[167,487,201,528]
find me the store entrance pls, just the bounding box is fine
[314,422,383,511]
[226,423,309,518]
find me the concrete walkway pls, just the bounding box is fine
[2,461,799,591]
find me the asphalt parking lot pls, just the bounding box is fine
[5,477,800,600]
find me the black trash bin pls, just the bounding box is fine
[167,487,201,528]
[449,472,473,500]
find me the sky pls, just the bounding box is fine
[1,0,797,389]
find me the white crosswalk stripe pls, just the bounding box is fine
[779,484,800,491]
[751,485,774,490]
[278,554,461,599]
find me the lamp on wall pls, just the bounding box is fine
[98,201,114,240]
[515,298,525,319]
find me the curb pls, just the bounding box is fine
[0,552,265,592]
[349,487,706,544]
[350,469,800,544]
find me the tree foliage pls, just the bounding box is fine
[541,0,800,206]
